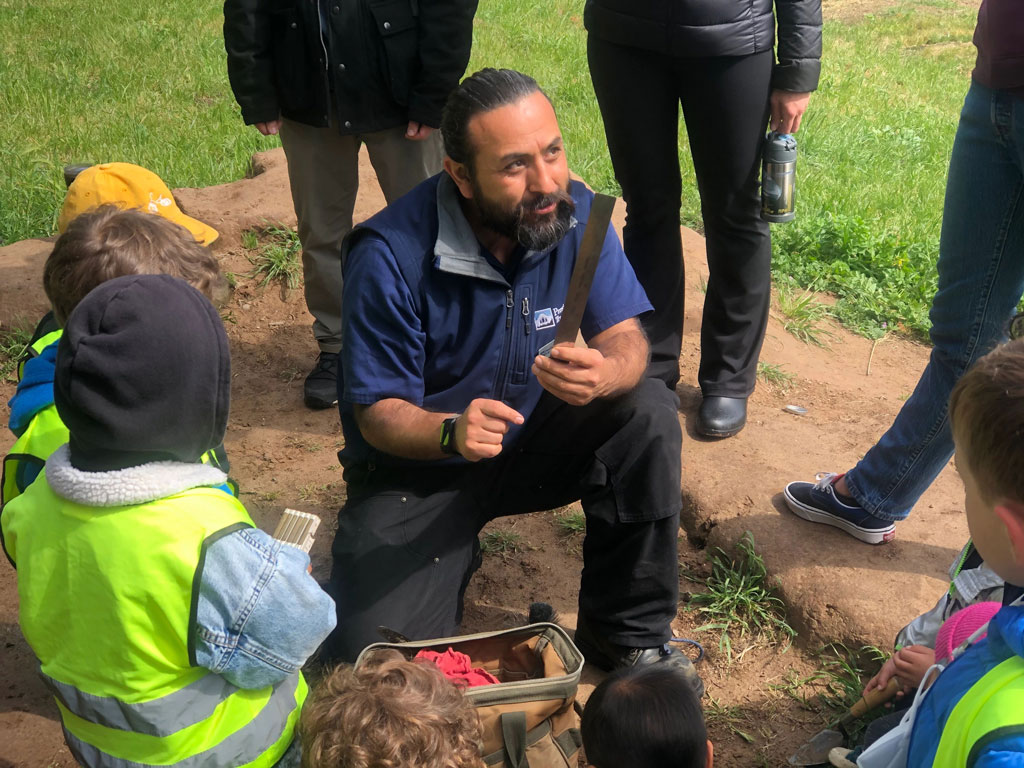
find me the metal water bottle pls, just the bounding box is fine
[761,132,797,223]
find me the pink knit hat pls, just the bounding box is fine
[934,602,1002,664]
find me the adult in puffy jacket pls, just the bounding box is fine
[223,0,477,410]
[585,0,822,437]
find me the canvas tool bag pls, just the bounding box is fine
[356,622,584,768]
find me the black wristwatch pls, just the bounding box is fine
[440,415,460,456]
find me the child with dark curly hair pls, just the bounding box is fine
[300,650,484,768]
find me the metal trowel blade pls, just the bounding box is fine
[788,728,844,765]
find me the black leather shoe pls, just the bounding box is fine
[696,396,747,438]
[574,618,705,698]
[304,352,339,410]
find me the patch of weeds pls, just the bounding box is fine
[817,643,887,715]
[258,491,280,502]
[223,271,238,289]
[697,275,708,295]
[0,321,33,380]
[240,229,259,251]
[774,286,835,347]
[554,510,586,536]
[279,366,302,383]
[768,644,888,739]
[685,531,795,660]
[705,697,755,744]
[244,223,302,297]
[481,530,525,557]
[757,361,795,392]
[298,482,330,503]
[220,309,237,325]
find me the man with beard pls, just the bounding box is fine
[327,69,700,696]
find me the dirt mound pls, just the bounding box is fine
[0,148,966,766]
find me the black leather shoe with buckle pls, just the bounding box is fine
[695,395,747,438]
[304,352,339,410]
[574,617,705,698]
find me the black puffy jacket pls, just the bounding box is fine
[584,0,822,92]
[224,0,477,134]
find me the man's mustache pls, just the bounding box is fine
[519,188,575,213]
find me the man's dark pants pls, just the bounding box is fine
[325,377,683,662]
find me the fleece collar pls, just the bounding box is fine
[45,444,228,507]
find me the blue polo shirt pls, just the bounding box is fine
[338,173,652,468]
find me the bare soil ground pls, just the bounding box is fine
[0,149,968,766]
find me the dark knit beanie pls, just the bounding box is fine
[54,273,231,471]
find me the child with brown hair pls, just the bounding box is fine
[844,339,1024,767]
[300,649,484,768]
[3,204,229,504]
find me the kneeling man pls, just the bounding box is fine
[329,68,700,694]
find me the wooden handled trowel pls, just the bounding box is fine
[788,678,901,766]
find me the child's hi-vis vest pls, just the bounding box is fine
[2,331,65,506]
[0,476,306,768]
[932,656,1024,767]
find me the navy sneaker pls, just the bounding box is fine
[303,352,339,410]
[783,473,895,545]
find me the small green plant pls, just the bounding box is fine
[481,529,525,556]
[769,644,888,738]
[775,286,835,347]
[245,223,302,296]
[705,697,755,744]
[0,321,33,380]
[554,510,586,536]
[697,276,708,295]
[686,532,795,659]
[757,361,795,391]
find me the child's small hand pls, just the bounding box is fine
[864,656,899,698]
[891,645,935,690]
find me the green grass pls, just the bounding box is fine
[685,531,795,660]
[245,224,302,295]
[1,0,976,341]
[0,321,33,381]
[775,285,835,347]
[481,529,525,555]
[0,0,278,245]
[769,644,888,737]
[756,361,795,391]
[554,510,586,536]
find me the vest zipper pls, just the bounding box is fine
[505,289,514,329]
[522,297,531,335]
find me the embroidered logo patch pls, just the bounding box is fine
[534,308,556,330]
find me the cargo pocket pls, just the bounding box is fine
[269,5,313,112]
[367,0,418,106]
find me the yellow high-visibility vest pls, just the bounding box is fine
[1,475,306,767]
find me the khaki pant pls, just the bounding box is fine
[279,119,443,353]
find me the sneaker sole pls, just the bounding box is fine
[783,483,895,545]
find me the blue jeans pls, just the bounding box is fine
[845,81,1024,522]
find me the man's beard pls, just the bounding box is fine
[471,181,576,252]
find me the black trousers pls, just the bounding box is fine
[588,38,774,396]
[325,378,683,662]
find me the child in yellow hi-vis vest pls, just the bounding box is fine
[1,274,336,767]
[3,188,229,505]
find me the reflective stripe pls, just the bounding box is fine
[43,670,239,737]
[62,674,300,768]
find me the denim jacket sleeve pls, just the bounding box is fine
[193,527,337,689]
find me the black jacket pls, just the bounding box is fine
[224,0,477,134]
[584,0,822,92]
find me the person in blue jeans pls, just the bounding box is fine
[783,0,1024,544]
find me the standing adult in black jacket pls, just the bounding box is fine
[224,0,477,409]
[586,0,822,437]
